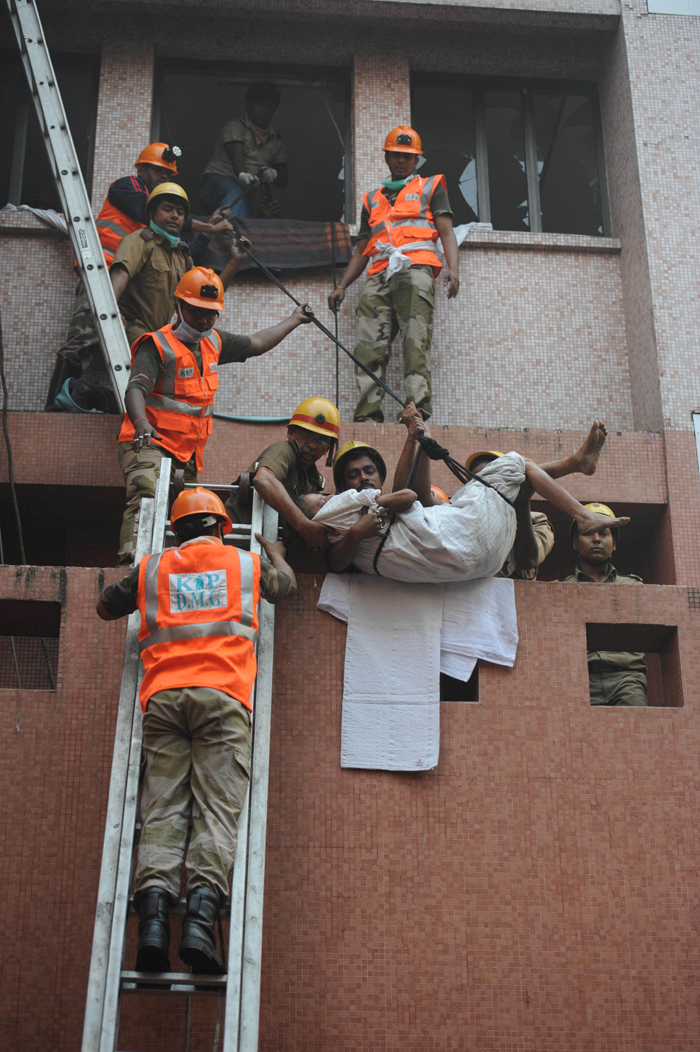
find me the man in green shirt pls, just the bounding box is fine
[225,397,340,551]
[328,125,459,423]
[563,501,647,707]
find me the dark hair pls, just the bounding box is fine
[293,494,316,519]
[246,81,280,106]
[174,513,220,542]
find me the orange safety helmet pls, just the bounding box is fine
[170,487,232,536]
[383,125,423,155]
[431,485,450,505]
[175,267,225,311]
[289,397,341,440]
[135,142,181,174]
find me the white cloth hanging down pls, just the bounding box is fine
[339,576,444,771]
[313,451,525,584]
[2,202,68,235]
[319,573,518,682]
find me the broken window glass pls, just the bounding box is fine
[156,66,348,222]
[484,90,529,232]
[411,83,478,225]
[533,93,603,236]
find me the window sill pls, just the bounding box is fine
[347,224,620,255]
[0,209,68,238]
[458,230,621,254]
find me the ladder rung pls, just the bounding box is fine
[120,970,227,995]
[184,483,240,491]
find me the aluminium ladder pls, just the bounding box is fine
[7,0,132,409]
[82,460,279,1052]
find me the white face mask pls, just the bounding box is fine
[171,304,214,344]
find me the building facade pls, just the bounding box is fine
[1,0,700,1048]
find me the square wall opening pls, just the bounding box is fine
[0,600,60,690]
[586,623,682,708]
[440,664,479,702]
[535,502,674,584]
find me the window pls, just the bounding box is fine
[0,51,100,210]
[411,75,609,237]
[153,61,350,222]
[585,624,683,708]
[0,600,60,691]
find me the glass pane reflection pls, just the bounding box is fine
[534,94,603,236]
[412,84,479,225]
[484,91,529,231]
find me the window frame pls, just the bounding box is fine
[151,57,353,223]
[3,49,100,207]
[411,72,611,237]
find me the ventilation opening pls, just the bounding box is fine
[585,623,682,708]
[440,663,479,702]
[0,484,123,567]
[533,502,674,585]
[0,600,60,690]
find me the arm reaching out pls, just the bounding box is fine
[254,534,298,601]
[253,467,329,549]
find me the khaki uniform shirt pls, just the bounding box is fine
[203,117,287,179]
[497,511,554,580]
[562,563,646,673]
[112,229,191,344]
[226,440,324,527]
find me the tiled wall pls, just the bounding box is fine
[2,565,700,1052]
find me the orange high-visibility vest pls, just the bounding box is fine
[96,194,145,265]
[136,538,261,712]
[118,325,221,471]
[362,174,446,276]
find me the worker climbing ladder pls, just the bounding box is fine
[6,0,132,410]
[82,459,279,1052]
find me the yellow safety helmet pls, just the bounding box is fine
[145,181,190,219]
[465,450,504,473]
[289,398,340,441]
[333,440,387,492]
[570,501,619,540]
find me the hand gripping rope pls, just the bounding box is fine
[228,231,512,504]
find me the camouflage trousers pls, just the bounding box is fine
[56,279,99,368]
[353,264,435,422]
[117,442,197,567]
[133,687,252,905]
[588,669,648,706]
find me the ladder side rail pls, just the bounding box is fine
[222,491,268,1052]
[99,462,173,1052]
[7,0,131,408]
[82,498,156,1052]
[238,502,279,1052]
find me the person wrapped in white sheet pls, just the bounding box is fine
[297,405,629,584]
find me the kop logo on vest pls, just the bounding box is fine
[169,570,228,613]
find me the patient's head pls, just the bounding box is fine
[295,492,330,519]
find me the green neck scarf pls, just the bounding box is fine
[150,219,180,248]
[382,177,409,191]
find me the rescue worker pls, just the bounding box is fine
[199,81,288,219]
[46,144,230,410]
[110,182,246,350]
[117,268,312,566]
[563,503,647,707]
[465,421,608,579]
[225,398,340,551]
[97,487,297,974]
[327,126,459,422]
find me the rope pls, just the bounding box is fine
[330,221,340,407]
[0,306,56,690]
[226,236,514,504]
[184,994,192,1052]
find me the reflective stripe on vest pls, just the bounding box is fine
[136,545,261,710]
[118,325,221,470]
[363,175,444,275]
[139,548,259,651]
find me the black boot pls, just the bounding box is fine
[135,887,171,973]
[179,887,225,974]
[45,358,81,411]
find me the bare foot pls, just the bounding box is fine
[577,510,630,535]
[575,420,608,476]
